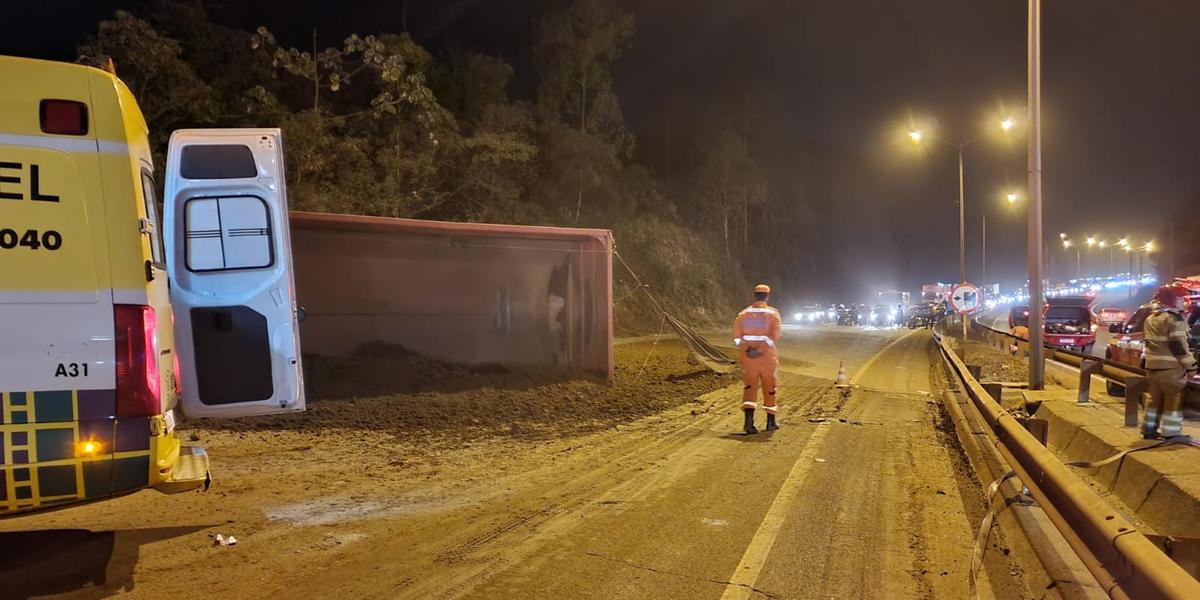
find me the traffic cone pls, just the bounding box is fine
[835,361,849,387]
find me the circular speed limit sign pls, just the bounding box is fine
[949,283,982,314]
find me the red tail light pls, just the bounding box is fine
[170,309,182,396]
[115,305,160,417]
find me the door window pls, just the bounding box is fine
[184,195,273,272]
[140,170,165,264]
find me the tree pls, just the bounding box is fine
[692,128,768,261]
[452,103,540,222]
[533,0,635,154]
[433,51,515,125]
[78,11,219,152]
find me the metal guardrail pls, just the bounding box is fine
[968,316,1168,426]
[934,329,1200,599]
[971,316,1144,380]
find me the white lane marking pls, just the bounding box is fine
[718,329,921,600]
[717,423,833,600]
[849,327,923,386]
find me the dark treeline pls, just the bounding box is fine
[76,0,819,330]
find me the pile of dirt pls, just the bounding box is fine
[189,338,735,440]
[958,339,1029,383]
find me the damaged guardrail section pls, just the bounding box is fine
[935,332,1200,600]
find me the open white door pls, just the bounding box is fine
[163,129,305,418]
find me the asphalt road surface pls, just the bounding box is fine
[2,326,1031,599]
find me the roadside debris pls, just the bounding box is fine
[213,534,238,547]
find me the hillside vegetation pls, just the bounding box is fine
[77,1,816,330]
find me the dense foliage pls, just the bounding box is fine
[78,0,816,331]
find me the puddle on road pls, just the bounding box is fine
[267,495,459,527]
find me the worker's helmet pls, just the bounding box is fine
[1153,285,1185,308]
[754,284,771,294]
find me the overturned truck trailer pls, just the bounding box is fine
[289,212,614,378]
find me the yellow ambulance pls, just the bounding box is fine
[0,55,304,516]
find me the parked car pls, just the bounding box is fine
[1043,296,1097,353]
[1096,307,1129,326]
[1105,304,1153,395]
[907,304,932,328]
[1008,305,1030,329]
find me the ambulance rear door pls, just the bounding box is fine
[163,129,304,418]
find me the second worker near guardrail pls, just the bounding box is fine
[1143,285,1199,439]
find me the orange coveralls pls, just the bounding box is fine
[733,301,782,414]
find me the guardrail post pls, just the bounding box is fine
[1125,375,1147,427]
[983,382,1003,404]
[967,364,982,380]
[1078,359,1101,404]
[1019,417,1049,445]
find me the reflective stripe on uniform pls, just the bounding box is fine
[740,307,778,315]
[742,334,775,347]
[763,405,779,414]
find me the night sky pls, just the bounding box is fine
[6,1,1199,300]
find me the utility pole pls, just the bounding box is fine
[958,146,967,348]
[1026,0,1045,389]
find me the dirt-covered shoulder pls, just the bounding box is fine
[2,338,738,600]
[183,338,735,444]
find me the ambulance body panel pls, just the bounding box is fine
[0,56,301,516]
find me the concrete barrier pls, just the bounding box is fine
[1029,392,1200,539]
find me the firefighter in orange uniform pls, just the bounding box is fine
[734,284,783,434]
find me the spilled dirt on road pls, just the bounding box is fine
[3,338,738,600]
[197,337,734,440]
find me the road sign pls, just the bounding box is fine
[950,282,982,314]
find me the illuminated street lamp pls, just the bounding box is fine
[1000,117,1016,131]
[1059,232,1068,240]
[906,117,1017,348]
[1006,192,1019,204]
[1086,236,1097,247]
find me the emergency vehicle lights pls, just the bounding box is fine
[78,440,101,456]
[39,99,88,135]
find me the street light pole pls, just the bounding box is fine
[1027,0,1046,389]
[958,144,967,347]
[982,211,987,287]
[958,146,966,287]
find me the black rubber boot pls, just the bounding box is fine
[743,410,758,435]
[765,413,779,431]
